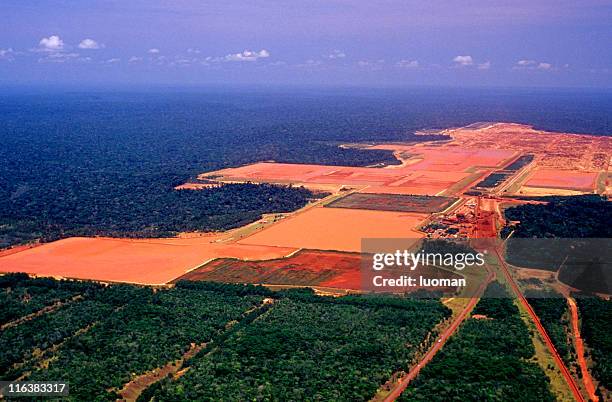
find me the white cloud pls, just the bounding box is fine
[38,35,64,51]
[396,59,419,68]
[105,58,120,64]
[187,48,201,54]
[327,49,346,59]
[453,55,473,66]
[451,56,490,70]
[537,62,552,70]
[517,59,536,66]
[78,38,103,49]
[514,59,553,71]
[38,52,79,63]
[128,56,143,63]
[224,49,270,62]
[148,48,160,54]
[0,48,14,61]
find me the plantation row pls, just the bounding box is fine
[0,277,265,401]
[0,275,450,401]
[0,274,100,326]
[400,282,556,401]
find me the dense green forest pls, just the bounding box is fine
[400,282,555,401]
[503,195,611,238]
[525,290,573,365]
[3,92,446,248]
[575,296,612,390]
[0,275,449,401]
[1,182,317,247]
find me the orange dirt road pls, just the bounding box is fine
[496,248,585,402]
[0,237,295,285]
[384,264,494,402]
[568,297,599,401]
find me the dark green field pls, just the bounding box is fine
[326,193,457,213]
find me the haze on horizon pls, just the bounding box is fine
[1,0,611,89]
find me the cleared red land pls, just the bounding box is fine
[198,144,518,196]
[0,244,40,257]
[525,169,598,191]
[238,207,426,253]
[203,162,470,196]
[361,171,470,195]
[369,146,516,171]
[449,123,612,172]
[0,237,295,285]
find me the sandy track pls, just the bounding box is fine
[0,294,83,331]
[567,297,599,401]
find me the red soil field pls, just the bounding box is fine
[202,162,470,196]
[449,123,612,172]
[238,207,426,252]
[361,171,470,195]
[194,123,609,198]
[0,237,295,285]
[369,146,516,172]
[0,244,41,257]
[326,193,457,213]
[524,169,598,191]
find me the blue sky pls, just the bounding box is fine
[1,0,611,88]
